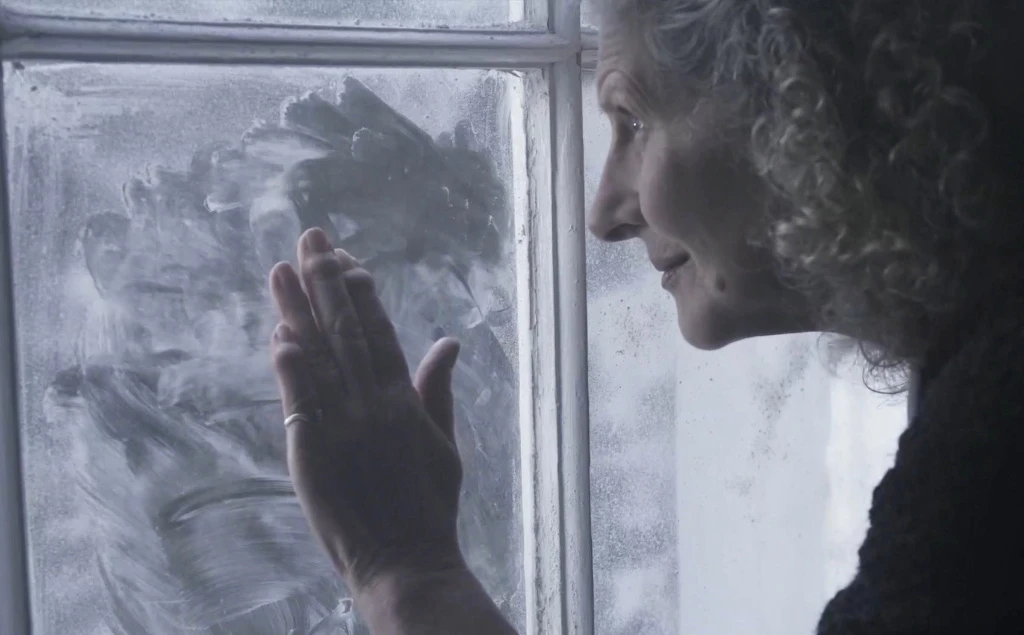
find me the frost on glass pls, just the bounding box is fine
[4,62,524,635]
[0,0,534,30]
[583,73,907,634]
[584,71,680,635]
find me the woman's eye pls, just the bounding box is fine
[616,109,644,137]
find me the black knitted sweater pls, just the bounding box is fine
[817,296,1024,633]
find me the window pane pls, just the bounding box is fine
[5,62,526,635]
[0,0,534,30]
[583,73,906,635]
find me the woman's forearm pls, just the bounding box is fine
[357,567,518,635]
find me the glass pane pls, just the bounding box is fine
[5,62,526,635]
[583,72,680,635]
[1,0,535,30]
[583,73,907,634]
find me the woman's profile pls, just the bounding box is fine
[268,0,1024,633]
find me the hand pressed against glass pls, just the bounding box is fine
[269,229,517,635]
[268,228,466,591]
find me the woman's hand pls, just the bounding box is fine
[268,227,466,592]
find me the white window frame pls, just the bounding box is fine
[0,3,600,634]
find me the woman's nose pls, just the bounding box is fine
[587,162,643,243]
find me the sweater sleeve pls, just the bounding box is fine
[817,321,1024,634]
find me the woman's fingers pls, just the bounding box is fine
[270,324,329,515]
[336,249,411,388]
[271,323,319,422]
[270,260,343,403]
[413,338,461,444]
[269,261,318,342]
[297,229,374,393]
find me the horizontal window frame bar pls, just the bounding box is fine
[0,36,562,67]
[0,10,597,67]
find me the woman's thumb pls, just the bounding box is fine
[413,337,461,443]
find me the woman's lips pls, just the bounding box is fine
[660,256,691,289]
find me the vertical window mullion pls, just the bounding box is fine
[518,3,593,635]
[552,54,593,635]
[523,1,593,634]
[550,3,595,631]
[0,64,33,635]
[516,58,556,634]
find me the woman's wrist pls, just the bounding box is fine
[356,563,473,617]
[356,564,516,635]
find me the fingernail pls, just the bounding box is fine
[302,228,332,254]
[334,248,360,267]
[269,262,292,290]
[273,323,295,344]
[447,340,462,370]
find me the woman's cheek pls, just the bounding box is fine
[640,150,687,239]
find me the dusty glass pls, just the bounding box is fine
[583,71,680,635]
[0,0,536,30]
[4,61,526,635]
[582,72,907,635]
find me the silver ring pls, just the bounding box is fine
[284,412,313,428]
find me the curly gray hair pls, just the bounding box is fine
[601,0,1024,387]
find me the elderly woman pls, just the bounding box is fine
[267,0,1024,633]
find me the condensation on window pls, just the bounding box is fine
[4,62,526,635]
[0,0,534,30]
[582,73,907,635]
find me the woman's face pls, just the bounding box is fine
[588,25,815,349]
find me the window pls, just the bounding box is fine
[0,3,905,635]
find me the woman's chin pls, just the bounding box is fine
[675,308,734,351]
[675,299,817,350]
[673,295,776,351]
